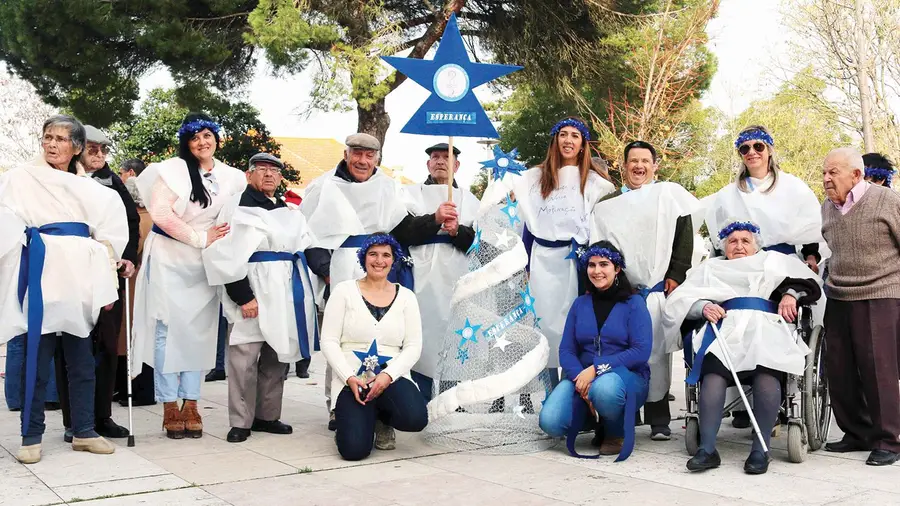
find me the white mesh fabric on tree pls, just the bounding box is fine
[424,185,557,454]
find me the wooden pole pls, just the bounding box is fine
[447,136,455,202]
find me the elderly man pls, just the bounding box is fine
[403,143,479,400]
[119,158,146,183]
[821,147,900,466]
[590,140,699,441]
[302,133,458,444]
[54,125,139,442]
[203,153,317,443]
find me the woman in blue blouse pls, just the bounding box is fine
[539,241,652,461]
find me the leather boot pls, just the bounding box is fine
[163,401,185,439]
[181,400,203,438]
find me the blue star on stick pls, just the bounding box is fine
[500,196,520,227]
[481,145,526,180]
[381,13,523,138]
[455,318,482,348]
[353,340,393,376]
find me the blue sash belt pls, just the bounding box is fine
[637,280,665,299]
[566,366,640,462]
[151,224,173,240]
[763,243,795,256]
[17,222,91,434]
[685,297,778,385]
[249,251,318,358]
[339,234,418,291]
[529,233,586,294]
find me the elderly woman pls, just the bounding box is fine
[321,233,427,461]
[539,241,652,461]
[513,116,615,384]
[0,115,128,464]
[662,220,821,475]
[132,112,246,439]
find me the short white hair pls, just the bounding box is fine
[825,147,864,173]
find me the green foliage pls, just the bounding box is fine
[469,170,490,200]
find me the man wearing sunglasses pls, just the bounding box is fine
[54,125,141,442]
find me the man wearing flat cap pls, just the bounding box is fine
[54,125,140,441]
[203,152,318,443]
[403,142,478,400]
[302,133,461,445]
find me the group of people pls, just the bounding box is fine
[2,112,899,478]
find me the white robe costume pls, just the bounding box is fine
[590,182,702,402]
[512,166,614,367]
[0,157,127,342]
[131,158,246,374]
[203,198,317,363]
[402,183,480,378]
[662,251,816,377]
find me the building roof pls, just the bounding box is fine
[274,137,415,189]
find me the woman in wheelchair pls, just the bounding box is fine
[539,241,652,461]
[663,220,821,475]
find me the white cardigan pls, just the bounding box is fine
[321,280,423,397]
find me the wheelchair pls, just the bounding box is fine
[682,305,832,463]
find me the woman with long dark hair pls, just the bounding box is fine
[131,113,246,439]
[512,116,615,383]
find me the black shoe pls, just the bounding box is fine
[120,397,156,407]
[732,411,751,429]
[226,427,251,443]
[328,411,336,431]
[205,369,226,382]
[590,426,605,447]
[44,401,60,411]
[825,438,869,453]
[296,359,310,379]
[64,428,73,443]
[743,450,770,474]
[650,425,671,441]
[866,449,900,466]
[686,449,721,472]
[251,419,293,435]
[96,418,130,438]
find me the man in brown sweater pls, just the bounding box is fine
[821,147,900,466]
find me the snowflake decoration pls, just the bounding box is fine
[456,347,470,364]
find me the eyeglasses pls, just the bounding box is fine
[738,142,767,156]
[41,134,71,145]
[87,145,110,155]
[253,166,282,175]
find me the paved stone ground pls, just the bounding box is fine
[1,346,898,506]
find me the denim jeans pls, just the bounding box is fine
[539,371,649,439]
[153,321,202,402]
[23,333,95,442]
[333,377,428,461]
[5,335,59,410]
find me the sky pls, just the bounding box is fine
[137,0,789,188]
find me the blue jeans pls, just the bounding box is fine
[5,335,59,409]
[153,321,202,402]
[539,371,649,439]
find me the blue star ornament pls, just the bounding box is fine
[481,145,527,180]
[467,226,482,255]
[520,285,537,317]
[500,195,521,227]
[381,13,522,138]
[455,318,482,347]
[565,239,586,260]
[353,340,393,376]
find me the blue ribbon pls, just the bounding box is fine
[565,366,639,462]
[248,251,318,359]
[763,243,795,256]
[340,234,417,291]
[637,281,666,299]
[16,222,91,435]
[685,297,778,385]
[151,224,173,240]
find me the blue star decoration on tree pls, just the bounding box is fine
[456,347,470,364]
[381,13,523,138]
[520,284,538,318]
[500,195,520,227]
[353,340,393,376]
[455,318,482,348]
[480,145,527,180]
[467,226,482,255]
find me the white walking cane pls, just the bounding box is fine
[124,278,135,447]
[709,323,769,456]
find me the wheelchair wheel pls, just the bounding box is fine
[787,423,808,463]
[685,417,700,456]
[802,325,832,451]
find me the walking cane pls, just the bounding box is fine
[124,278,135,448]
[709,323,768,456]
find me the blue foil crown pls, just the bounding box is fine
[550,118,591,142]
[865,167,895,185]
[178,119,222,139]
[356,233,409,270]
[734,129,774,149]
[579,246,626,270]
[717,221,761,241]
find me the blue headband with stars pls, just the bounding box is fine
[178,119,221,139]
[734,129,774,149]
[550,118,591,142]
[717,221,761,241]
[579,246,626,270]
[356,233,409,271]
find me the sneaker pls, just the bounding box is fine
[650,425,671,441]
[374,420,396,450]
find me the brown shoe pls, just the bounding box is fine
[599,437,624,456]
[181,400,203,438]
[72,436,116,455]
[163,401,185,439]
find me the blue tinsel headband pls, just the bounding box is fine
[178,119,221,139]
[734,129,774,149]
[718,221,761,241]
[550,118,591,142]
[356,233,409,271]
[865,167,895,185]
[579,246,626,270]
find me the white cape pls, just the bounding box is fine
[402,183,480,378]
[662,251,817,376]
[0,157,127,342]
[203,197,317,363]
[131,158,247,375]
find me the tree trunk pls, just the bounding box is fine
[357,97,391,150]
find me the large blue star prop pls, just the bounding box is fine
[455,318,482,348]
[381,13,522,138]
[480,145,527,180]
[500,195,521,227]
[353,340,393,376]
